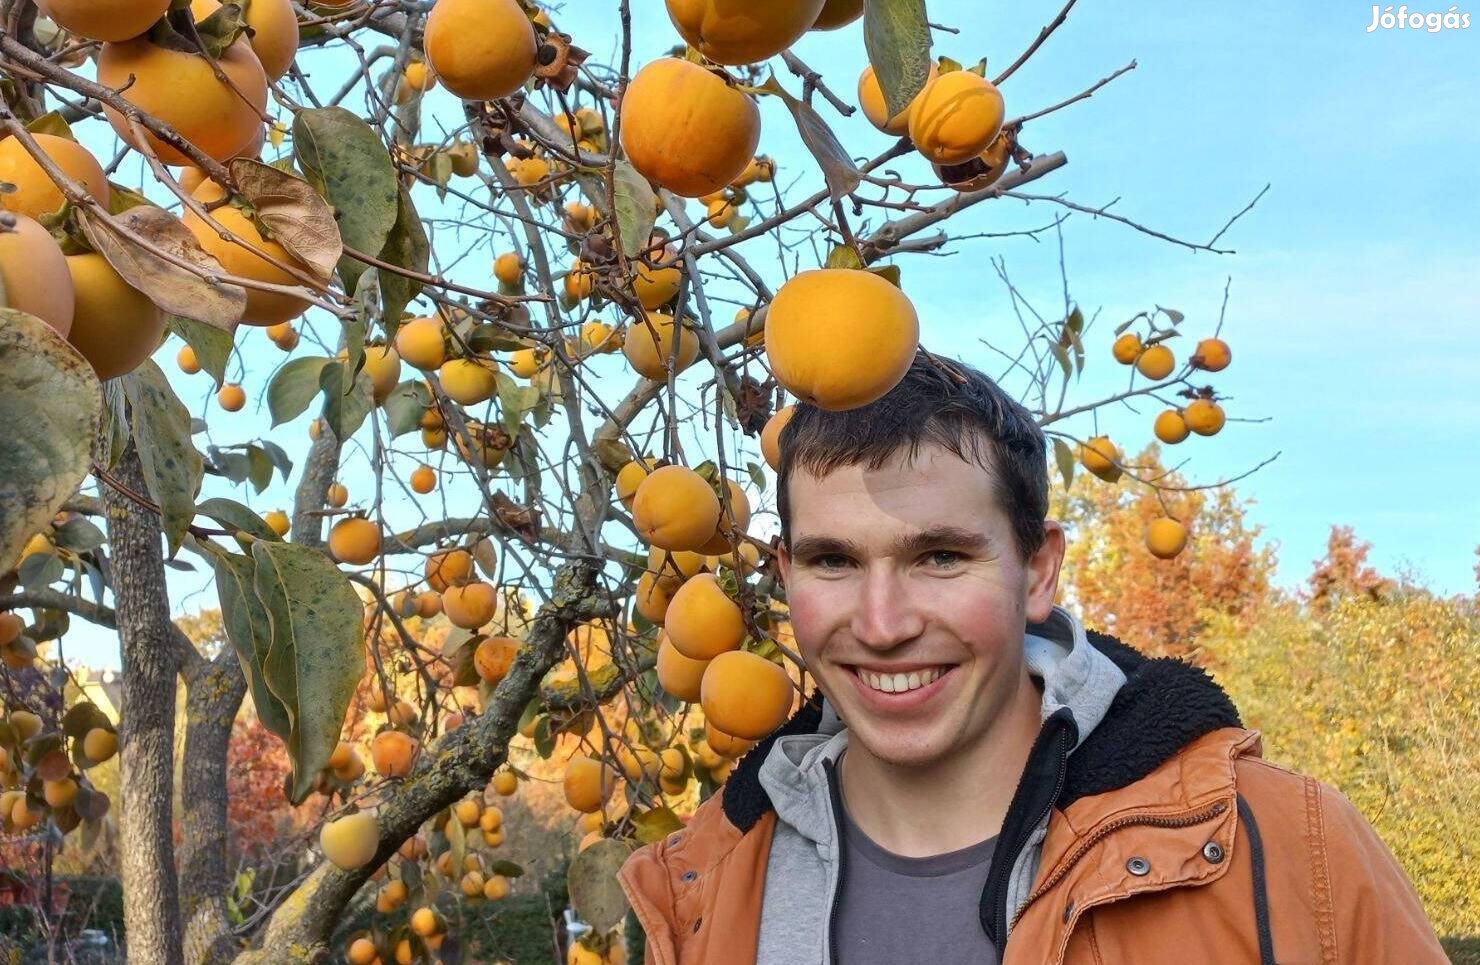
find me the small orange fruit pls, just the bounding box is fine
[1190,337,1231,372]
[1136,344,1176,380]
[1153,409,1189,445]
[1183,398,1225,436]
[1112,332,1142,365]
[410,464,436,494]
[328,517,381,565]
[1145,517,1188,559]
[217,383,246,412]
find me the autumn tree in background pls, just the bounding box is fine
[1055,442,1277,659]
[0,0,1270,961]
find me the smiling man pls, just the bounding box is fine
[618,354,1444,964]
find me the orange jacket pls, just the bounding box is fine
[619,633,1446,964]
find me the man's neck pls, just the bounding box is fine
[837,671,1044,858]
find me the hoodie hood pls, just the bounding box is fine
[743,603,1129,846]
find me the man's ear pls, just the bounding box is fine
[774,540,789,587]
[1025,521,1066,624]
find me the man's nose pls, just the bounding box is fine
[850,564,925,651]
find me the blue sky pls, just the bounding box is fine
[57,0,1479,667]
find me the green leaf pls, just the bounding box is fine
[381,379,431,438]
[568,838,634,932]
[250,539,367,804]
[447,805,466,879]
[26,112,75,140]
[52,515,105,554]
[631,805,685,844]
[0,309,102,572]
[212,548,293,742]
[495,370,541,436]
[1052,437,1076,491]
[292,106,400,297]
[378,188,429,326]
[196,496,280,541]
[119,360,204,557]
[1048,340,1071,382]
[611,160,656,258]
[864,0,933,119]
[166,316,234,386]
[318,361,375,441]
[745,461,767,493]
[824,245,865,270]
[18,550,64,590]
[488,859,525,878]
[759,74,862,202]
[246,445,274,493]
[267,356,333,426]
[106,182,152,215]
[868,264,902,288]
[533,716,554,759]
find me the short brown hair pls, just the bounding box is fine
[775,353,1049,563]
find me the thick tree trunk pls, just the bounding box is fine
[102,440,185,965]
[180,651,249,965]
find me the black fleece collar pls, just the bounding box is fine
[721,630,1243,832]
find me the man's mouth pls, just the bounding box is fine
[846,663,957,696]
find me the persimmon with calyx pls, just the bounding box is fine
[424,0,538,100]
[858,62,938,135]
[1112,332,1142,364]
[663,572,745,660]
[191,0,299,81]
[701,649,793,739]
[183,181,314,326]
[622,311,700,381]
[908,70,1005,165]
[666,0,826,65]
[760,405,795,472]
[395,316,446,370]
[1191,337,1231,372]
[631,465,722,552]
[1184,398,1225,436]
[98,34,267,165]
[1154,409,1190,444]
[1136,344,1176,380]
[439,357,497,405]
[1145,517,1189,559]
[620,58,760,198]
[1079,436,1122,483]
[41,0,172,43]
[0,133,110,220]
[656,633,709,701]
[442,580,496,629]
[473,636,520,684]
[764,269,919,411]
[371,730,418,777]
[562,756,615,813]
[320,811,379,870]
[328,517,381,565]
[0,213,75,337]
[425,548,473,591]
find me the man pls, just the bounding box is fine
[618,354,1445,964]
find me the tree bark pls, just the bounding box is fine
[290,428,341,549]
[180,651,249,965]
[102,440,185,965]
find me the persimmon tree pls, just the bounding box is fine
[0,0,1269,961]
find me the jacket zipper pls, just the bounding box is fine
[983,711,1075,950]
[1009,799,1231,931]
[822,757,847,965]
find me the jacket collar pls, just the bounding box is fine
[721,608,1242,833]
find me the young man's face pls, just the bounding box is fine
[775,441,1064,769]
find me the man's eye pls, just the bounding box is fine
[927,550,964,567]
[813,554,849,570]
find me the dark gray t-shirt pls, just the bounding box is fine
[834,793,1001,964]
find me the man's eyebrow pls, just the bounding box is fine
[789,526,991,560]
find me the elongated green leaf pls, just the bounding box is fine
[1052,437,1076,491]
[119,361,203,556]
[319,361,375,441]
[612,160,656,257]
[378,188,429,326]
[0,310,102,571]
[760,75,862,202]
[166,316,234,386]
[267,356,332,426]
[292,106,399,296]
[864,0,933,119]
[213,549,293,741]
[197,496,279,541]
[250,540,366,804]
[381,379,431,438]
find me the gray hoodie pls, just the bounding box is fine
[752,604,1127,963]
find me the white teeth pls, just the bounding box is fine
[858,667,944,694]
